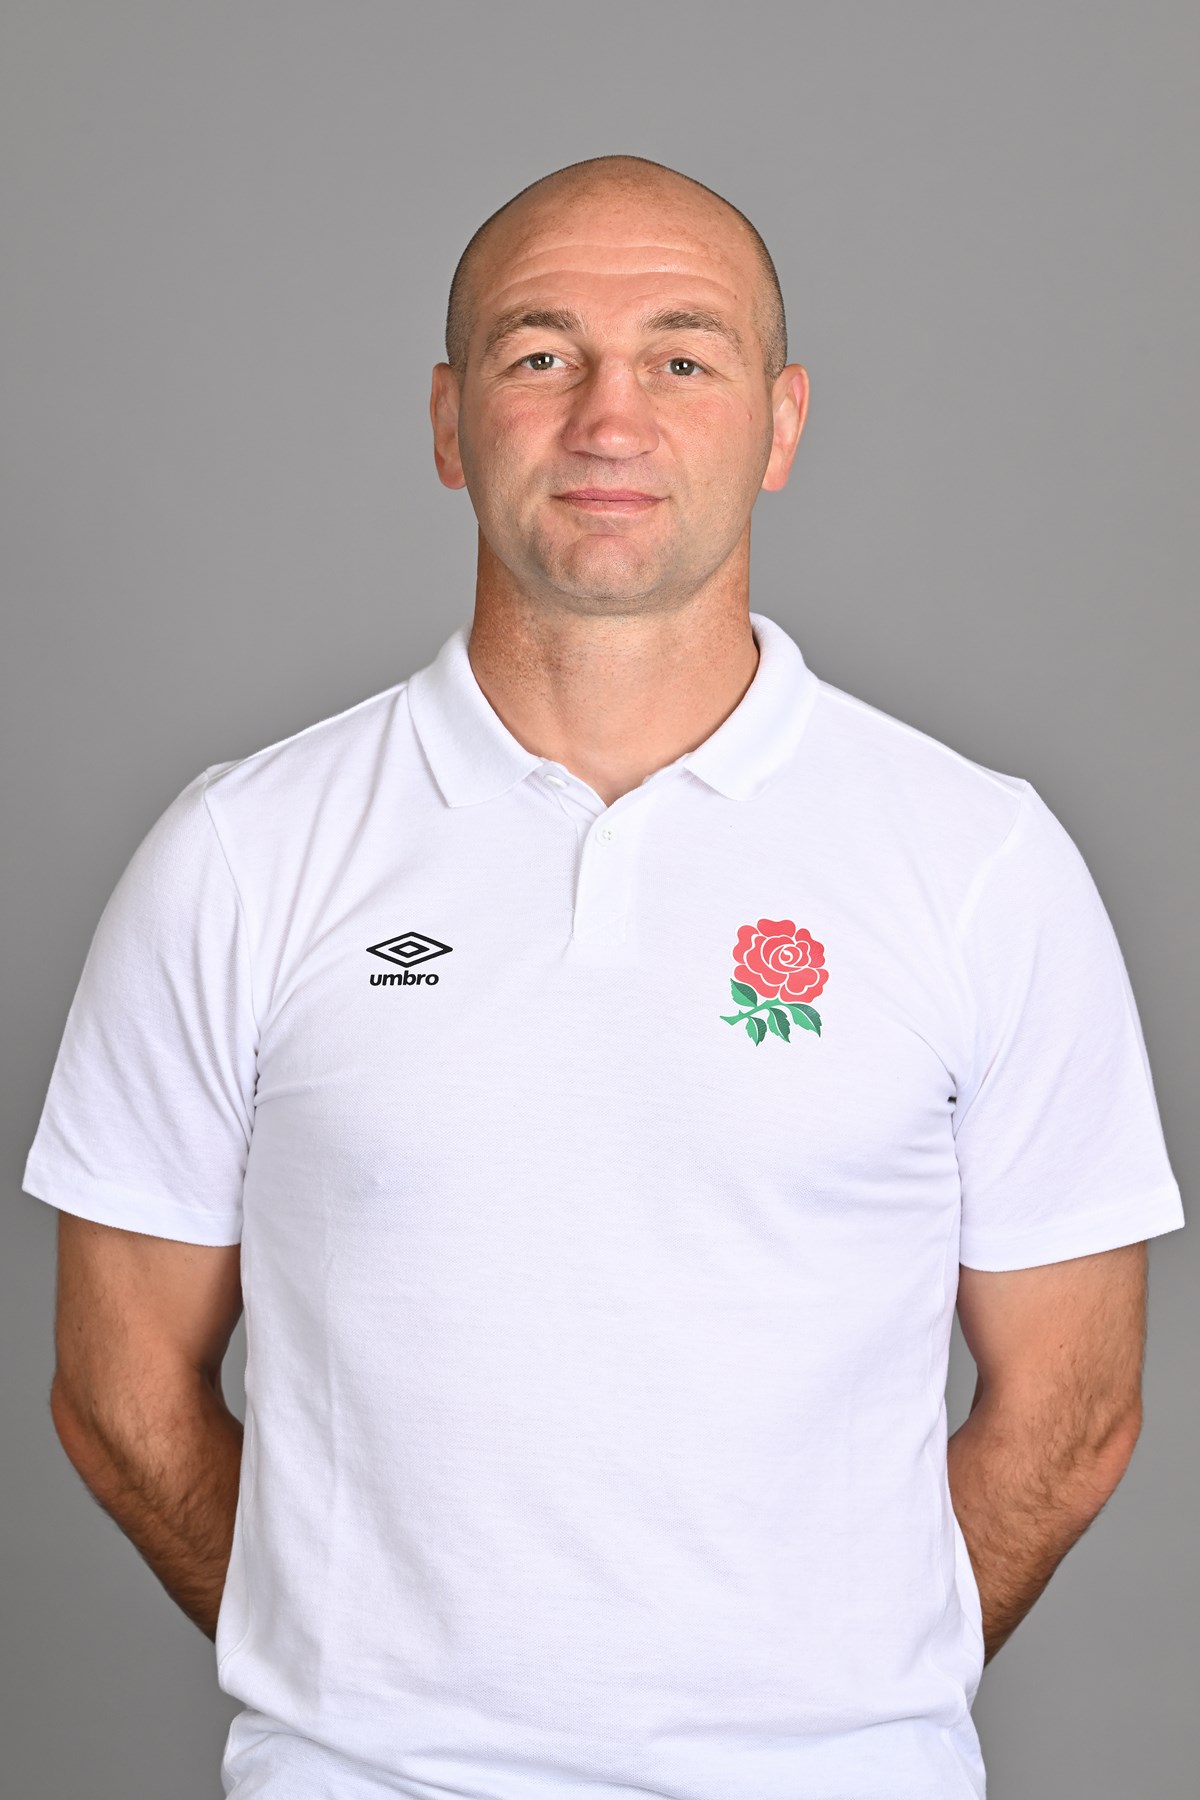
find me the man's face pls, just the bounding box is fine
[431,184,808,615]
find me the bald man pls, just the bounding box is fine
[25,156,1184,1800]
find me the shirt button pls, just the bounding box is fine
[596,822,616,843]
[544,772,567,788]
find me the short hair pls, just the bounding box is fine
[445,155,787,382]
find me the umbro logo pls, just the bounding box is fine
[367,930,452,986]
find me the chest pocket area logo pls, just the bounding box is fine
[719,917,828,1047]
[367,930,452,986]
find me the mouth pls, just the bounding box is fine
[555,489,664,515]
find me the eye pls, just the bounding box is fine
[666,357,703,376]
[519,352,566,372]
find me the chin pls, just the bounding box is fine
[543,538,672,595]
[545,565,672,609]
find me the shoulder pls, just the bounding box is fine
[200,678,412,814]
[808,675,1030,859]
[132,679,420,907]
[184,677,418,870]
[805,680,1111,947]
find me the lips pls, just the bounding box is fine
[555,488,664,513]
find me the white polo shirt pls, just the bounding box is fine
[22,610,1185,1800]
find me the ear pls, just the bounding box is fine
[760,365,809,493]
[430,363,467,489]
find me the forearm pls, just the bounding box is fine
[946,1386,1139,1666]
[50,1368,243,1642]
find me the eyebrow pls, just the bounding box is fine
[641,308,746,359]
[482,308,587,359]
[480,304,747,362]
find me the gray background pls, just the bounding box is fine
[2,2,1195,1795]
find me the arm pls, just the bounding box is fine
[48,1210,246,1642]
[948,1240,1146,1666]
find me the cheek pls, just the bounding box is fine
[670,404,768,497]
[460,398,557,489]
[491,393,565,455]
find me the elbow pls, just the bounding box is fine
[49,1373,111,1478]
[1084,1398,1143,1502]
[49,1371,85,1442]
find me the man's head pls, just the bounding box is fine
[445,157,789,385]
[430,155,809,616]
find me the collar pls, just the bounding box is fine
[406,609,820,808]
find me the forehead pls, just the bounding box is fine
[470,189,762,332]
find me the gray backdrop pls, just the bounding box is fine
[3,3,1195,1795]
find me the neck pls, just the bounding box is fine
[464,535,760,807]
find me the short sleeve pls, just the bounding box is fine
[953,780,1184,1271]
[21,767,258,1246]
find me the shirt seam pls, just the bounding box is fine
[947,780,1032,1122]
[200,773,264,1042]
[952,777,1032,947]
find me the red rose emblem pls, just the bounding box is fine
[733,917,828,1004]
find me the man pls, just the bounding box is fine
[23,155,1185,1799]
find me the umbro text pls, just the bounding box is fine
[370,970,440,985]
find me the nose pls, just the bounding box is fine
[559,357,660,461]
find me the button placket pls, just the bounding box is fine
[571,803,647,947]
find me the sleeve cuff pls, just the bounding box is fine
[958,1180,1185,1271]
[20,1160,243,1248]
